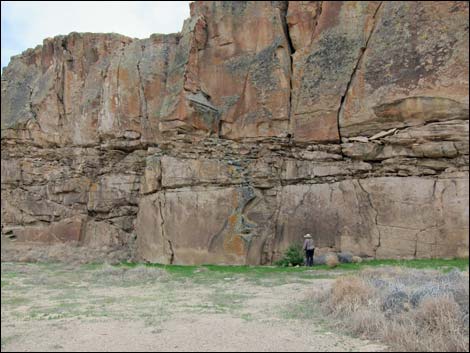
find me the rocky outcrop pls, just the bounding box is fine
[1,1,468,264]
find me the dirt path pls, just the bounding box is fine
[1,263,386,352]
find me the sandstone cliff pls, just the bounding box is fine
[1,1,469,264]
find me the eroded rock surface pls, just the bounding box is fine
[1,1,468,264]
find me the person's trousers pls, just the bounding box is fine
[305,249,314,267]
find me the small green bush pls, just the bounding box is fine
[275,243,304,267]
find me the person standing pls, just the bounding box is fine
[303,234,315,267]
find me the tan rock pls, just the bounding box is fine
[160,156,243,188]
[10,216,86,243]
[291,1,381,143]
[140,155,162,194]
[339,2,469,137]
[87,174,140,212]
[286,1,322,51]
[369,128,397,141]
[83,220,130,249]
[190,1,292,139]
[136,186,279,265]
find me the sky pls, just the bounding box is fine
[1,1,191,69]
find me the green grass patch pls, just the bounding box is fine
[116,257,469,276]
[337,257,469,272]
[80,262,110,271]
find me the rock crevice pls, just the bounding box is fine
[338,1,384,142]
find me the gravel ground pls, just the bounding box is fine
[1,262,386,352]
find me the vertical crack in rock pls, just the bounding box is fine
[158,191,174,264]
[56,55,66,131]
[162,38,173,89]
[116,49,124,130]
[167,238,175,264]
[270,188,284,264]
[60,35,82,133]
[136,44,149,128]
[414,230,419,258]
[28,86,37,121]
[59,36,73,131]
[432,179,437,198]
[98,60,112,144]
[159,38,173,132]
[357,179,381,255]
[439,183,449,211]
[281,1,295,121]
[281,2,295,55]
[60,37,73,62]
[337,1,383,140]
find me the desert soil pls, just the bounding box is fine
[1,263,386,352]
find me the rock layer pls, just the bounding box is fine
[1,1,469,264]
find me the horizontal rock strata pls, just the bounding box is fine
[1,1,468,264]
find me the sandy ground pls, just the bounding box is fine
[1,263,386,352]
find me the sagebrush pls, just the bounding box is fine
[313,267,469,352]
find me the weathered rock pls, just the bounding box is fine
[1,33,134,146]
[83,220,131,249]
[290,1,381,143]
[282,159,372,181]
[1,1,468,264]
[369,128,397,141]
[6,216,86,243]
[136,186,279,265]
[339,1,469,137]
[342,120,469,161]
[286,1,321,51]
[87,174,140,213]
[160,156,243,188]
[191,1,292,140]
[140,155,162,194]
[362,177,469,259]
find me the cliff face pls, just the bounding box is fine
[1,1,469,264]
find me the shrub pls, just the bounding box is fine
[313,267,469,352]
[348,309,385,336]
[413,295,467,352]
[330,276,374,313]
[381,289,410,315]
[275,243,304,267]
[414,295,461,331]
